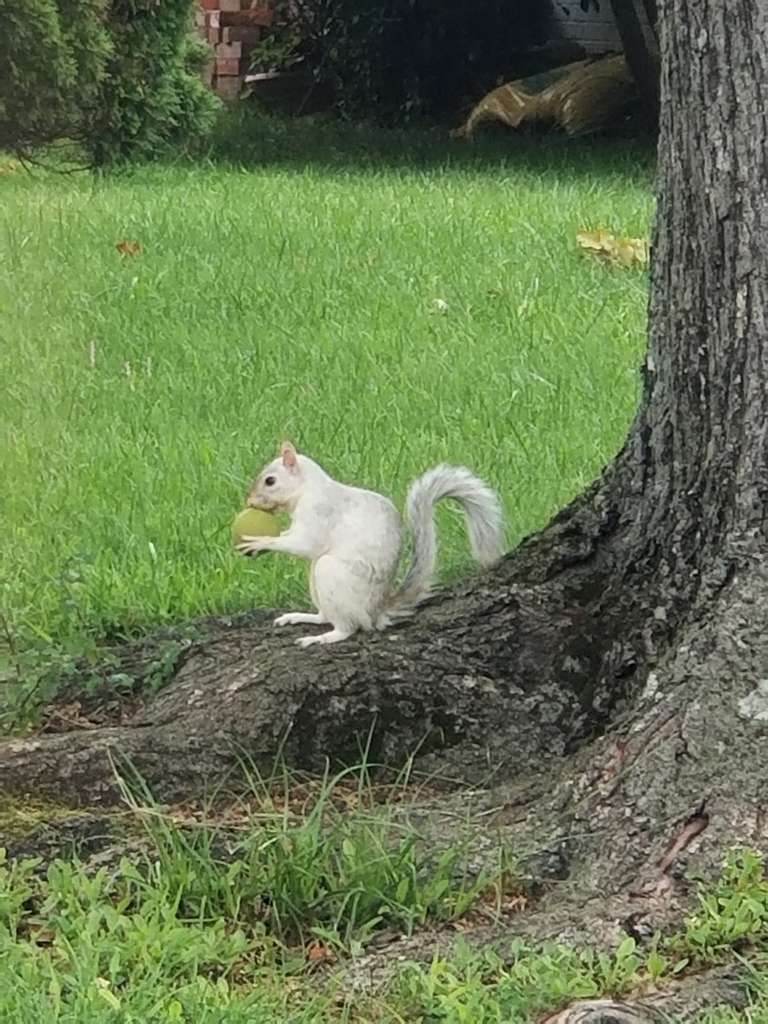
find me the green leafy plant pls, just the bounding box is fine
[89,0,220,166]
[247,1,305,75]
[2,844,768,1020]
[283,0,550,124]
[0,581,91,733]
[678,849,768,962]
[0,850,317,1021]
[0,0,112,155]
[0,0,219,165]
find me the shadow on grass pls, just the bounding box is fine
[207,105,657,181]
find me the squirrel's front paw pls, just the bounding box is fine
[236,536,269,557]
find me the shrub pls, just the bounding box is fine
[286,0,549,124]
[0,0,220,165]
[90,0,220,166]
[0,0,112,153]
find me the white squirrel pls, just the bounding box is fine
[238,441,505,648]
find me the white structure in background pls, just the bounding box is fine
[550,0,622,55]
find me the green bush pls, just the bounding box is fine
[91,0,220,166]
[288,0,549,124]
[0,0,112,152]
[0,0,220,165]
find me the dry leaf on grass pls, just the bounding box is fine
[306,941,336,963]
[577,228,650,268]
[116,240,141,257]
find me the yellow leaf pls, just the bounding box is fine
[577,228,649,268]
[116,240,141,257]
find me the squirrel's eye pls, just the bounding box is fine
[264,476,276,487]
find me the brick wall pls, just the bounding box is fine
[196,0,275,100]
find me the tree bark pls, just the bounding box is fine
[2,0,768,1009]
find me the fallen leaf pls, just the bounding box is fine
[116,240,141,257]
[307,942,334,962]
[577,228,649,268]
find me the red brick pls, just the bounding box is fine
[218,77,244,98]
[215,57,242,75]
[216,40,243,59]
[205,9,220,39]
[199,0,219,7]
[215,76,244,100]
[220,6,274,26]
[221,25,262,43]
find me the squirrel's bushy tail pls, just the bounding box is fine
[387,464,505,618]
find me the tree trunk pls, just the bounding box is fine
[2,0,768,1013]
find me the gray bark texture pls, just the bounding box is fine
[2,0,768,1019]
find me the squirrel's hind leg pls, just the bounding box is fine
[296,628,354,647]
[274,612,328,627]
[298,554,388,647]
[279,565,334,632]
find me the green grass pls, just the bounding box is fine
[0,848,328,1023]
[0,756,508,1022]
[2,780,768,1023]
[121,758,498,954]
[393,850,768,1022]
[0,124,652,707]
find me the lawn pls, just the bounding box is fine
[3,121,768,1022]
[2,778,768,1023]
[1,125,652,712]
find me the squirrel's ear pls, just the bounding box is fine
[280,440,298,471]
